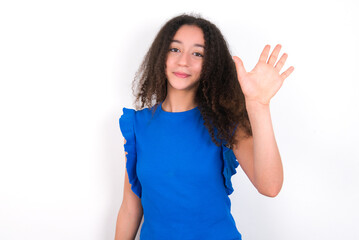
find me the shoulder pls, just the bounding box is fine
[119,107,137,142]
[119,106,150,120]
[119,106,156,129]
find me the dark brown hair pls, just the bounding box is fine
[131,13,252,148]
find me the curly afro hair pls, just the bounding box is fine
[130,13,252,149]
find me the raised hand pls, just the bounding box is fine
[232,44,294,105]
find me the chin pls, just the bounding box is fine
[167,79,199,91]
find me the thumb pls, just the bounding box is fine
[232,56,247,78]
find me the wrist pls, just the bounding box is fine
[245,98,270,109]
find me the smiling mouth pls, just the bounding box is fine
[174,72,191,78]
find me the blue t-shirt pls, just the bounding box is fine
[119,101,242,240]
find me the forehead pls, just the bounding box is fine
[171,25,205,45]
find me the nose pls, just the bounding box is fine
[177,51,190,66]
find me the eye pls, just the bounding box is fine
[169,48,180,52]
[193,52,204,57]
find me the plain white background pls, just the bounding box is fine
[0,0,358,239]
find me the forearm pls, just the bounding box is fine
[115,202,143,240]
[245,100,283,197]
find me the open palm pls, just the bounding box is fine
[232,44,294,105]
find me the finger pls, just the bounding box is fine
[280,66,295,81]
[274,53,288,72]
[232,56,247,78]
[268,44,282,66]
[259,45,271,63]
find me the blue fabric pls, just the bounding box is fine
[119,101,242,240]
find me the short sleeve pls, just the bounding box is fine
[119,107,142,199]
[221,143,240,195]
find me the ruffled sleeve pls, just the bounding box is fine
[119,107,142,199]
[221,142,240,195]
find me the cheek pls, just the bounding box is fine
[165,57,175,69]
[193,62,203,74]
[165,59,174,77]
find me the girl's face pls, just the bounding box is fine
[165,25,205,91]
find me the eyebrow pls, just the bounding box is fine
[171,40,205,48]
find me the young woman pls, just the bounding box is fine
[115,13,294,240]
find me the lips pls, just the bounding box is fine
[174,72,191,78]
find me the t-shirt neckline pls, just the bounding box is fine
[159,101,199,117]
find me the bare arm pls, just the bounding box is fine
[232,101,283,197]
[114,138,143,240]
[231,44,292,197]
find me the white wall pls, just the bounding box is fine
[0,0,358,239]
